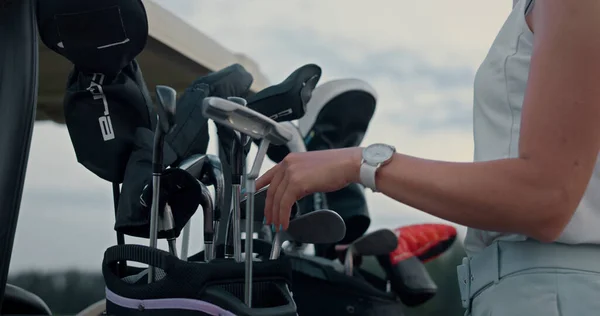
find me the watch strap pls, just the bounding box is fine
[360,162,379,192]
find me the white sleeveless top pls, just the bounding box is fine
[464,0,600,255]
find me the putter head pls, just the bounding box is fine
[350,229,398,256]
[155,85,177,134]
[202,97,293,146]
[285,209,346,245]
[177,154,207,179]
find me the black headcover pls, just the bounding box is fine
[37,0,148,77]
[168,64,254,161]
[116,64,254,238]
[246,64,321,122]
[63,60,155,183]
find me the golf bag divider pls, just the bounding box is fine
[103,244,297,315]
[189,239,274,262]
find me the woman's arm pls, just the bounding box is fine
[362,0,600,242]
[257,1,600,235]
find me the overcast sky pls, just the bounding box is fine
[9,0,513,274]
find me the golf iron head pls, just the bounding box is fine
[338,228,398,276]
[270,209,346,260]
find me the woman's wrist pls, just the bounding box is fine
[344,147,364,184]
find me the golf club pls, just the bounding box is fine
[148,85,177,283]
[227,96,249,262]
[202,96,294,307]
[157,203,178,257]
[180,220,191,261]
[198,180,215,262]
[269,209,346,260]
[200,154,225,261]
[176,154,208,261]
[339,229,398,276]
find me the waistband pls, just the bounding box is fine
[457,240,600,309]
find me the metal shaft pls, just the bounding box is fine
[232,183,242,261]
[180,221,191,261]
[269,233,283,260]
[168,239,178,257]
[344,248,354,276]
[244,178,256,306]
[148,174,161,283]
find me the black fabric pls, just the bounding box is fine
[115,64,254,238]
[63,60,155,183]
[103,244,297,315]
[37,0,148,77]
[246,64,321,122]
[168,64,253,163]
[288,254,407,316]
[1,284,52,315]
[115,128,201,238]
[0,0,38,307]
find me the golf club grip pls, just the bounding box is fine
[246,64,321,122]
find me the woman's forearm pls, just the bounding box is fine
[367,154,572,242]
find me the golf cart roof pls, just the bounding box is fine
[36,0,270,124]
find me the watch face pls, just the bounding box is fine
[363,143,395,164]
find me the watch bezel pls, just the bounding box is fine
[362,143,396,166]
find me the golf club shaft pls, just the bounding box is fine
[244,178,256,307]
[344,248,354,276]
[212,220,219,260]
[232,183,242,261]
[224,204,234,259]
[168,239,178,257]
[205,242,214,262]
[148,174,161,283]
[269,233,283,260]
[180,221,191,261]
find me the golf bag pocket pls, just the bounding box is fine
[103,244,297,316]
[64,61,155,183]
[37,0,148,76]
[287,254,406,316]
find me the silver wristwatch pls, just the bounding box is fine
[359,143,396,192]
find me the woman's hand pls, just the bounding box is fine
[256,147,363,231]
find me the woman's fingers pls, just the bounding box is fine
[278,187,299,231]
[264,165,284,225]
[271,172,291,231]
[256,164,278,191]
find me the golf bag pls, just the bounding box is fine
[287,254,407,316]
[103,242,297,316]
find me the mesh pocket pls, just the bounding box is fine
[212,281,289,308]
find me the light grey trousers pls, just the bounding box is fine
[469,268,600,315]
[458,241,600,316]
